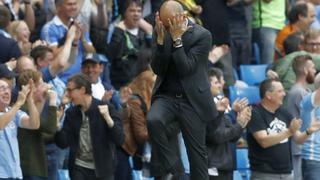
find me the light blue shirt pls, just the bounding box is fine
[40,16,92,84]
[0,108,27,179]
[300,92,320,161]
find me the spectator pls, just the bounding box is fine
[55,73,124,180]
[286,55,316,180]
[81,53,121,109]
[275,2,315,55]
[41,0,95,84]
[116,70,155,179]
[252,0,286,64]
[105,0,152,90]
[300,73,320,180]
[206,68,252,180]
[247,79,319,179]
[0,79,40,179]
[17,70,58,180]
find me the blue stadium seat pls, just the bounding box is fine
[229,86,261,105]
[58,169,70,180]
[240,64,268,86]
[236,148,251,180]
[234,170,243,180]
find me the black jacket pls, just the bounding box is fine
[55,98,124,178]
[151,22,218,124]
[206,113,243,171]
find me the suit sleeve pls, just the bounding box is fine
[172,30,212,77]
[151,31,170,77]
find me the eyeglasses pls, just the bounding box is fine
[306,42,320,49]
[0,86,11,92]
[66,87,79,93]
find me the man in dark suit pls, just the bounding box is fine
[147,1,219,179]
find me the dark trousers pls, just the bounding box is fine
[147,95,208,180]
[209,170,233,180]
[71,165,114,180]
[114,148,132,180]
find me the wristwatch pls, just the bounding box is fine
[173,38,183,48]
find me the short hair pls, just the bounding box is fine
[208,67,223,80]
[17,69,42,89]
[67,73,92,95]
[0,5,11,29]
[304,28,320,45]
[259,79,279,99]
[121,0,143,16]
[288,3,308,24]
[283,32,304,54]
[55,0,64,6]
[292,54,313,77]
[30,45,53,65]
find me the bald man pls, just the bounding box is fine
[147,1,219,179]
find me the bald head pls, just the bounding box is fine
[159,0,184,28]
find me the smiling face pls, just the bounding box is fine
[66,81,83,105]
[57,0,79,20]
[123,2,142,29]
[16,21,30,43]
[0,80,11,110]
[81,61,103,83]
[267,81,286,107]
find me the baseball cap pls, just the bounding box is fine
[82,53,108,65]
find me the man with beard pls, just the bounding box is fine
[286,55,316,180]
[300,73,320,179]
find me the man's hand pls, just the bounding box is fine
[289,118,302,135]
[168,12,190,41]
[267,70,279,80]
[67,24,77,42]
[16,84,30,107]
[236,106,252,128]
[216,97,229,112]
[47,88,57,106]
[102,89,114,102]
[208,45,229,64]
[120,86,132,104]
[139,18,153,35]
[232,97,248,112]
[155,12,165,45]
[98,105,114,128]
[307,119,320,134]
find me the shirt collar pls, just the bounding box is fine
[52,16,68,29]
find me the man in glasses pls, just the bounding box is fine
[55,73,124,180]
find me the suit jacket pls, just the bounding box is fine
[151,22,218,124]
[0,34,21,64]
[55,98,124,177]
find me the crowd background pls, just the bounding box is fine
[1,0,320,179]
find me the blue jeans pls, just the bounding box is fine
[252,27,279,64]
[302,159,320,180]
